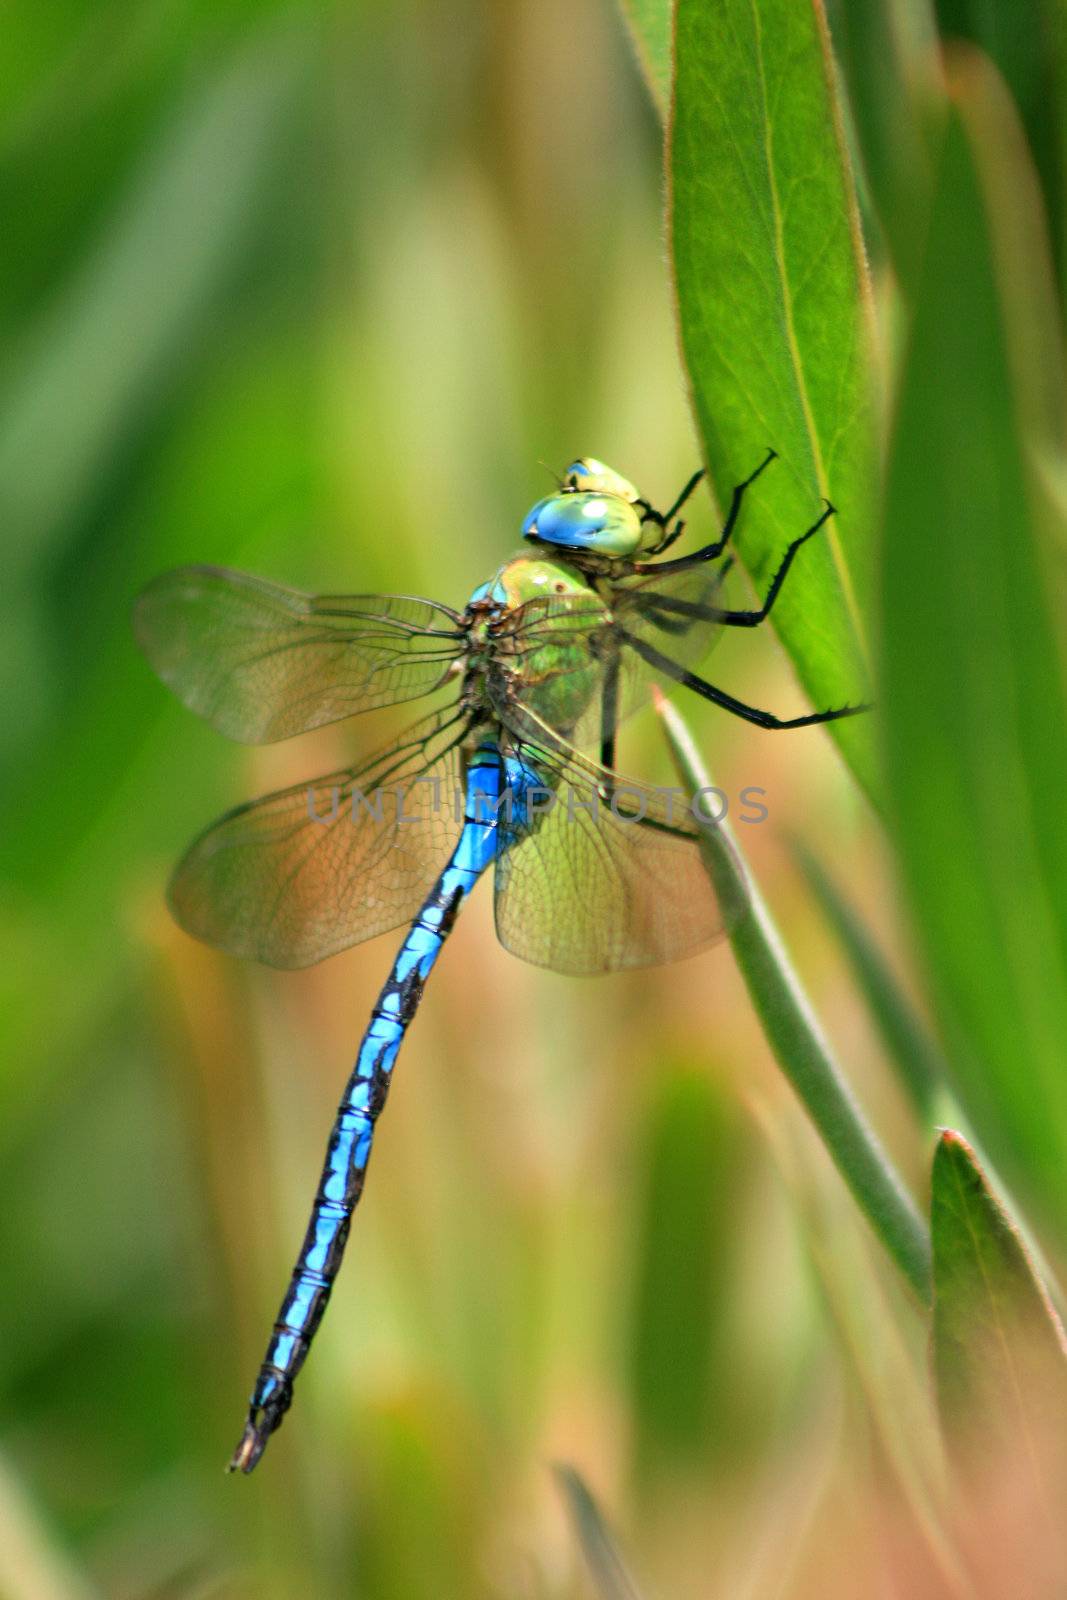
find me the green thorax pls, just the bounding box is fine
[464,552,608,739]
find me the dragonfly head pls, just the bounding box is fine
[522,459,642,558]
[561,459,640,500]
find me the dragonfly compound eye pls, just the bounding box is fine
[522,490,642,557]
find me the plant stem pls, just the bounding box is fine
[657,695,933,1303]
[791,838,946,1122]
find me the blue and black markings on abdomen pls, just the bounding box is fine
[232,741,512,1472]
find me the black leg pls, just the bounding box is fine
[659,467,707,526]
[626,557,736,636]
[636,467,705,531]
[637,469,708,558]
[642,513,690,559]
[600,651,620,771]
[635,448,777,574]
[710,500,834,627]
[619,627,871,730]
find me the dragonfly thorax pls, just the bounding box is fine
[522,458,643,559]
[480,551,595,611]
[462,553,608,740]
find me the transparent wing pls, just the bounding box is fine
[489,697,734,975]
[497,561,733,750]
[169,706,469,968]
[134,565,465,743]
[612,559,733,676]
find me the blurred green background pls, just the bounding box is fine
[3,1,1066,1597]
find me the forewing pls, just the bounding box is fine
[490,699,732,975]
[169,707,469,968]
[134,565,464,742]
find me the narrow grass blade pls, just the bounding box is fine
[554,1465,647,1600]
[628,1065,753,1477]
[0,1448,99,1600]
[670,0,880,801]
[657,695,932,1302]
[0,32,303,582]
[758,1104,972,1597]
[792,840,945,1121]
[931,1131,1067,1571]
[616,0,671,118]
[880,63,1067,1241]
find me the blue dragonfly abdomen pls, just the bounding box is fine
[230,741,509,1472]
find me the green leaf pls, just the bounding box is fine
[932,0,1067,286]
[938,45,1066,457]
[931,1131,1067,1528]
[880,73,1067,1239]
[554,1466,647,1600]
[616,0,672,118]
[670,0,879,800]
[657,696,932,1303]
[825,0,941,293]
[792,841,945,1121]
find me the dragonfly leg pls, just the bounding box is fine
[637,468,706,555]
[641,515,687,559]
[619,627,871,729]
[713,500,835,627]
[634,448,778,572]
[599,651,620,772]
[659,466,707,526]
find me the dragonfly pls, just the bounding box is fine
[134,449,867,1473]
